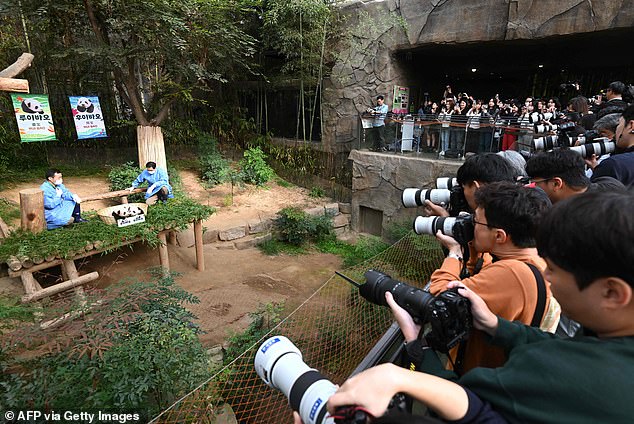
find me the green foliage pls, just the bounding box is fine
[239,147,274,186]
[0,272,210,418]
[384,218,416,244]
[0,296,35,332]
[274,207,334,246]
[316,235,389,267]
[275,177,293,188]
[257,239,308,256]
[108,162,146,203]
[0,198,215,262]
[200,151,232,187]
[0,198,20,224]
[308,186,325,198]
[224,302,284,365]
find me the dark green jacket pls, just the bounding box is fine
[459,318,634,424]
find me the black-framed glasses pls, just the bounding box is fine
[529,178,551,185]
[473,219,496,229]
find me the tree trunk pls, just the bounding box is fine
[19,188,45,233]
[137,125,167,171]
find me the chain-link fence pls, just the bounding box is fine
[151,232,445,424]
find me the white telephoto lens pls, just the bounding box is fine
[436,177,458,190]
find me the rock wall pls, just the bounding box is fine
[322,0,634,148]
[348,150,461,235]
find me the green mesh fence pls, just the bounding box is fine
[151,232,445,423]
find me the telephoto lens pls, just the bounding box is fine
[533,135,559,151]
[360,270,435,321]
[412,214,474,245]
[569,140,615,158]
[528,112,555,124]
[255,336,338,424]
[402,188,451,208]
[436,177,458,190]
[534,123,558,134]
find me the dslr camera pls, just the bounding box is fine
[340,270,472,354]
[402,177,469,216]
[569,139,616,159]
[412,214,474,245]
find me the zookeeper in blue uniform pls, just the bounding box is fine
[40,168,88,229]
[127,161,174,205]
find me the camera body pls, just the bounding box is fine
[361,270,472,353]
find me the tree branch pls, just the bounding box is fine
[0,53,34,78]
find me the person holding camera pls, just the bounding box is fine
[367,95,389,152]
[424,182,560,374]
[525,149,625,204]
[597,81,628,119]
[591,104,634,186]
[325,190,634,424]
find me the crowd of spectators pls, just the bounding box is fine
[364,81,633,162]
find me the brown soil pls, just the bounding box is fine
[0,170,342,346]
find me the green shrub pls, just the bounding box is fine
[200,152,231,187]
[108,162,145,203]
[0,272,210,419]
[308,186,326,198]
[316,235,389,267]
[257,239,307,256]
[239,147,274,186]
[275,207,334,246]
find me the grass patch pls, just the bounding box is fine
[308,186,325,198]
[275,178,293,188]
[0,198,20,224]
[316,235,389,267]
[257,239,308,256]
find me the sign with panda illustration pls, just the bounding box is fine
[10,94,56,142]
[68,96,108,139]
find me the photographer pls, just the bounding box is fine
[326,190,634,424]
[525,149,624,204]
[368,95,389,152]
[585,112,622,176]
[597,81,628,119]
[591,104,634,186]
[424,182,560,373]
[423,153,516,218]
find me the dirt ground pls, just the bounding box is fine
[0,170,342,346]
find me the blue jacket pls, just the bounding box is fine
[39,181,76,229]
[131,168,174,199]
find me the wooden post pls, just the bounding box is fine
[194,220,204,271]
[158,231,170,271]
[137,125,167,172]
[61,259,86,298]
[22,272,99,303]
[20,272,43,295]
[19,188,46,233]
[167,230,177,245]
[0,77,29,92]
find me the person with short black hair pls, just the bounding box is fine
[591,104,634,186]
[39,168,87,229]
[127,161,174,205]
[525,149,625,203]
[323,190,634,424]
[597,81,628,119]
[421,182,560,373]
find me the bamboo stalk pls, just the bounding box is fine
[22,272,99,303]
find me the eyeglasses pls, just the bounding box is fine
[529,178,551,185]
[473,219,497,229]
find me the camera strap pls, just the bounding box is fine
[525,263,547,327]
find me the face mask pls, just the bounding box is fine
[148,170,156,175]
[54,178,63,186]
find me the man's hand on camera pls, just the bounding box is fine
[446,281,498,336]
[585,154,598,169]
[327,363,400,419]
[424,200,449,217]
[385,292,421,342]
[435,230,462,255]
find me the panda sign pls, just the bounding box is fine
[69,96,108,139]
[10,94,56,142]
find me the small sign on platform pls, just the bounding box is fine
[116,214,146,228]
